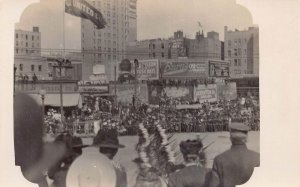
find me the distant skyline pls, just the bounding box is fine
[16,0,254,51]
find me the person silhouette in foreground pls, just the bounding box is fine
[93,128,127,187]
[210,122,260,187]
[48,134,87,187]
[14,92,66,187]
[168,139,210,187]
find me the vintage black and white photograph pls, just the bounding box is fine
[12,0,261,186]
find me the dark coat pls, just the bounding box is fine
[168,165,211,187]
[210,144,260,187]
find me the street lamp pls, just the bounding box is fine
[39,89,46,116]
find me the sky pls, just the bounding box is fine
[16,0,254,51]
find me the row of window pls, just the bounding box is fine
[18,64,42,72]
[227,48,247,57]
[15,41,39,47]
[15,48,39,54]
[16,33,39,40]
[149,43,165,49]
[227,39,247,47]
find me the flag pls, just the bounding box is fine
[65,0,106,29]
[198,21,202,28]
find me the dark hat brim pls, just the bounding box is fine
[72,144,89,149]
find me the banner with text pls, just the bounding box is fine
[65,0,106,29]
[162,59,208,78]
[131,59,159,80]
[193,84,218,103]
[209,60,230,77]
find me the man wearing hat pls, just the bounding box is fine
[168,139,210,187]
[209,122,260,187]
[93,129,127,187]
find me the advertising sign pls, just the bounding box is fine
[111,84,148,103]
[162,60,208,78]
[217,82,237,100]
[193,84,218,103]
[209,60,230,77]
[65,0,106,29]
[78,84,109,94]
[131,59,159,80]
[16,82,78,93]
[164,86,191,98]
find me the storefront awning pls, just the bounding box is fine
[29,93,81,107]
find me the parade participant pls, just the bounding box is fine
[48,134,87,187]
[209,122,260,187]
[93,128,127,187]
[14,93,66,187]
[168,139,210,187]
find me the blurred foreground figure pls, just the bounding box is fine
[93,128,127,187]
[168,139,210,187]
[210,122,260,187]
[14,93,66,187]
[48,134,87,187]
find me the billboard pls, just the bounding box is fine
[111,83,148,103]
[193,84,218,103]
[209,60,230,77]
[162,59,208,78]
[78,84,109,94]
[130,59,159,80]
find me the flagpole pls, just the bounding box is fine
[60,0,66,124]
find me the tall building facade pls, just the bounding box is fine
[14,27,49,80]
[81,0,138,81]
[224,26,259,77]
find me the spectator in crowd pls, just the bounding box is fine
[93,129,127,187]
[168,139,210,187]
[48,134,87,187]
[209,122,260,187]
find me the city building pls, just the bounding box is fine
[125,30,223,62]
[81,0,138,81]
[14,26,49,80]
[224,26,259,77]
[187,31,222,61]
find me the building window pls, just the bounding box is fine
[16,33,18,39]
[26,49,28,54]
[244,49,247,55]
[238,48,241,56]
[16,48,18,54]
[228,50,231,57]
[228,40,231,47]
[16,41,18,46]
[153,53,156,57]
[238,59,241,66]
[161,52,164,57]
[26,35,28,40]
[234,49,237,56]
[234,59,238,66]
[38,65,42,72]
[19,64,23,71]
[153,44,155,49]
[31,65,35,71]
[26,42,28,47]
[161,43,164,49]
[32,35,34,40]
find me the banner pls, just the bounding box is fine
[131,59,159,80]
[164,86,191,99]
[193,84,218,103]
[162,60,208,78]
[217,82,237,100]
[209,60,230,77]
[65,0,106,29]
[78,84,109,94]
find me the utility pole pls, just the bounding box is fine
[134,59,139,108]
[52,58,73,125]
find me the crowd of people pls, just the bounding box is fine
[44,94,260,137]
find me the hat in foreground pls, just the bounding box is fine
[93,129,125,148]
[229,122,250,132]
